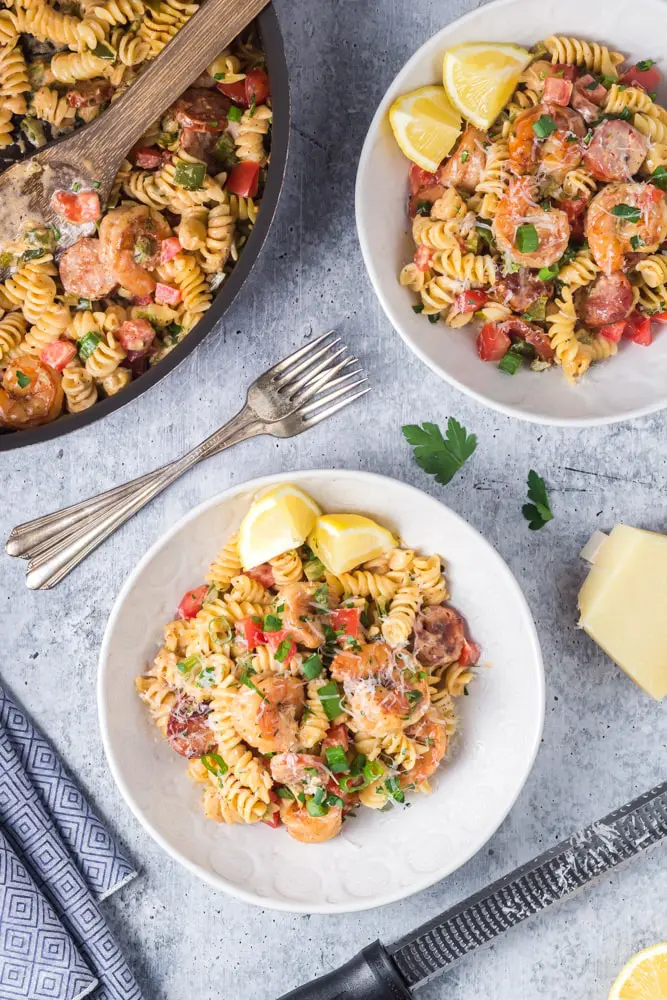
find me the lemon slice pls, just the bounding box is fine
[389,85,462,172]
[609,944,667,1000]
[308,514,396,576]
[239,484,321,569]
[443,42,533,130]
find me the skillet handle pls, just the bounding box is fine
[277,942,412,1000]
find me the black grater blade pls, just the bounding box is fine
[389,780,667,989]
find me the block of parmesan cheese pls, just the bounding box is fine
[578,524,667,700]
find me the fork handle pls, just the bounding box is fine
[13,408,262,590]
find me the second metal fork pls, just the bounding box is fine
[6,332,369,590]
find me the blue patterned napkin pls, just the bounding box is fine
[0,684,145,1000]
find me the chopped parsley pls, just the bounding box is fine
[522,469,554,531]
[636,59,656,71]
[415,200,431,216]
[460,150,470,162]
[240,671,267,700]
[274,639,293,663]
[302,654,323,680]
[532,114,557,139]
[262,613,283,633]
[15,370,31,389]
[611,203,641,222]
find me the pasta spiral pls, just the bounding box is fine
[206,533,241,591]
[50,50,111,84]
[199,203,235,273]
[604,84,657,117]
[636,253,667,289]
[21,303,70,356]
[413,554,448,606]
[399,263,432,293]
[135,671,175,735]
[227,194,258,224]
[558,247,599,290]
[543,35,623,77]
[380,733,426,771]
[85,330,126,379]
[0,10,19,46]
[208,50,245,83]
[561,168,597,200]
[633,276,667,314]
[227,574,272,605]
[633,113,667,143]
[581,332,618,363]
[0,312,27,362]
[100,367,132,395]
[420,275,459,314]
[0,43,30,114]
[337,570,398,602]
[62,362,98,412]
[431,247,496,286]
[442,662,474,697]
[159,252,211,324]
[298,680,330,749]
[547,288,590,382]
[156,153,226,210]
[235,104,271,164]
[93,0,144,26]
[475,138,509,218]
[0,106,13,148]
[381,584,421,647]
[270,550,303,586]
[177,207,208,251]
[32,86,75,128]
[412,217,459,251]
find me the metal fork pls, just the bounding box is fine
[6,332,369,590]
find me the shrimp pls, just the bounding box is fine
[508,104,586,178]
[279,799,343,844]
[0,357,63,429]
[586,182,667,274]
[228,674,304,754]
[98,204,171,297]
[331,642,430,738]
[280,582,325,649]
[401,710,448,787]
[493,177,570,269]
[269,752,329,790]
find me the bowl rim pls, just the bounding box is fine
[98,467,545,913]
[0,3,291,452]
[354,0,667,428]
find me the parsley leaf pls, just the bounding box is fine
[522,470,554,531]
[402,419,477,485]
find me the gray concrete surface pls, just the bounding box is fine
[2,0,667,997]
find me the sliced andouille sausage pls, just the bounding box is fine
[413,605,465,666]
[496,318,555,361]
[179,127,220,170]
[116,318,156,353]
[439,124,487,193]
[581,272,635,327]
[492,270,553,313]
[66,79,112,109]
[173,87,230,132]
[58,238,117,298]
[583,119,649,182]
[246,563,275,588]
[166,698,217,759]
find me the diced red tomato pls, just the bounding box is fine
[134,146,163,169]
[330,608,360,639]
[262,796,281,828]
[413,245,433,272]
[409,163,439,195]
[453,289,489,314]
[624,312,653,345]
[321,724,349,754]
[599,321,626,342]
[264,629,297,661]
[459,638,480,667]
[40,339,77,371]
[246,563,275,588]
[154,282,182,305]
[159,236,182,264]
[543,76,573,105]
[217,80,247,104]
[50,189,101,224]
[117,318,156,352]
[477,322,511,362]
[245,68,270,106]
[556,196,587,240]
[551,63,578,81]
[226,161,260,198]
[621,62,662,93]
[177,584,209,619]
[651,310,667,322]
[238,616,264,650]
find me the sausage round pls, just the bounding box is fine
[581,272,635,327]
[492,270,553,313]
[583,119,649,182]
[166,698,217,759]
[496,318,555,361]
[173,87,230,132]
[58,238,117,298]
[413,606,465,666]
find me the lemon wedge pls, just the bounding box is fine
[609,944,667,1000]
[389,85,462,172]
[239,484,321,569]
[443,42,533,130]
[308,514,396,576]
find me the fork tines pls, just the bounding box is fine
[270,331,370,425]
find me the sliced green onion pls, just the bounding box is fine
[363,760,384,784]
[313,584,330,608]
[263,613,282,633]
[324,745,350,774]
[532,114,557,138]
[304,557,326,581]
[177,654,201,675]
[173,161,206,190]
[325,793,343,808]
[228,105,243,122]
[213,132,239,168]
[350,753,366,776]
[276,786,294,799]
[317,682,343,720]
[274,639,293,663]
[15,370,31,389]
[302,654,323,680]
[516,224,539,254]
[78,331,101,360]
[208,615,232,645]
[240,671,267,700]
[93,41,115,60]
[20,248,46,262]
[406,690,423,705]
[611,203,641,222]
[201,753,228,776]
[498,351,523,376]
[538,264,559,280]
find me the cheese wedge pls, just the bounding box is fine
[578,524,667,700]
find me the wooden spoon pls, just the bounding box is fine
[0,0,270,269]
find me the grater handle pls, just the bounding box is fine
[276,942,411,1000]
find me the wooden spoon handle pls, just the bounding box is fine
[82,0,270,165]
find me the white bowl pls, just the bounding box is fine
[356,0,667,426]
[99,470,544,913]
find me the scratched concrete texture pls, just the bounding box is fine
[2,0,667,998]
